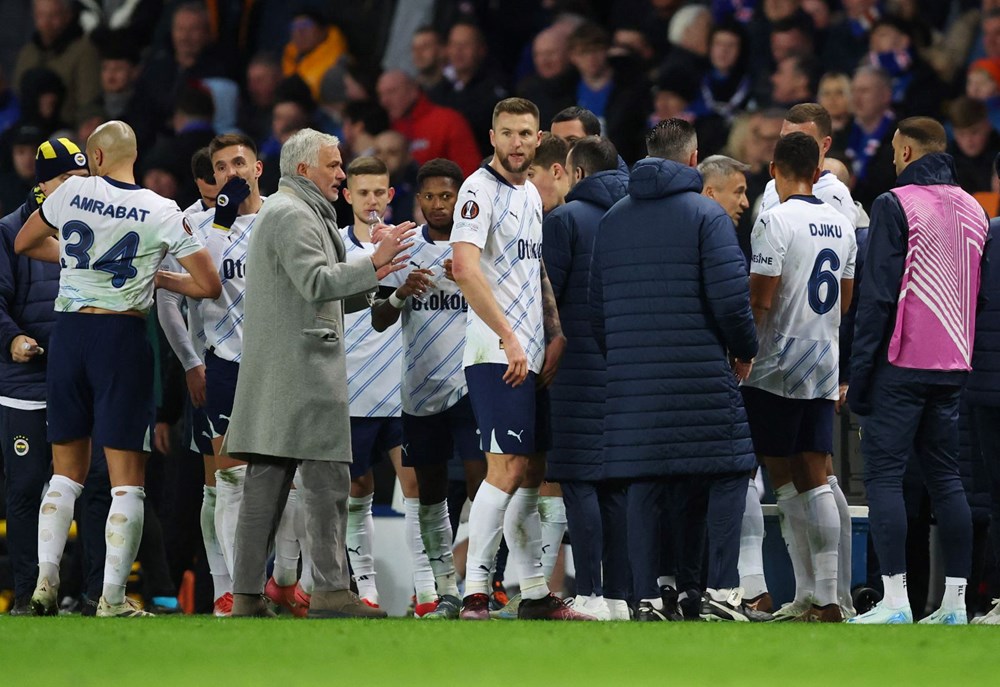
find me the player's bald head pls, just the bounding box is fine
[86,120,137,172]
[823,157,850,186]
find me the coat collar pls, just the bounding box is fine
[279,175,346,261]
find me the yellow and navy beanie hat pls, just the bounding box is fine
[35,137,89,184]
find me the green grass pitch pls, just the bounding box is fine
[0,616,995,686]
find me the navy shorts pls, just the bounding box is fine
[189,406,214,456]
[465,363,551,455]
[47,312,154,451]
[741,385,834,457]
[204,351,239,438]
[349,416,403,480]
[401,394,483,467]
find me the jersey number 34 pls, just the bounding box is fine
[61,220,140,288]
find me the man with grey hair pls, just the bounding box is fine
[224,128,415,618]
[699,155,750,226]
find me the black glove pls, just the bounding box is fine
[212,177,251,230]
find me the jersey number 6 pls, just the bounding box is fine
[807,248,841,315]
[62,220,140,288]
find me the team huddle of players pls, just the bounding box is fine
[15,95,889,622]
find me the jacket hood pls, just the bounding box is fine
[896,152,959,187]
[566,168,629,210]
[628,157,703,201]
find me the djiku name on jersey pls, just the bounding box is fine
[42,175,202,313]
[744,196,858,400]
[383,226,469,416]
[450,166,545,373]
[342,226,403,418]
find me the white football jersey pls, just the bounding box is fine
[451,166,545,373]
[42,176,202,313]
[342,226,403,418]
[184,199,209,215]
[744,195,858,400]
[187,205,260,362]
[383,227,469,416]
[760,171,858,227]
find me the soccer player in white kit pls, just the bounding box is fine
[741,132,857,622]
[339,156,435,613]
[15,121,221,617]
[156,146,230,614]
[371,158,486,619]
[742,103,861,618]
[451,97,590,621]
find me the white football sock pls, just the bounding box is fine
[214,465,246,577]
[739,477,768,598]
[272,489,300,587]
[465,481,512,596]
[504,487,549,601]
[882,573,909,609]
[200,485,231,598]
[292,470,313,594]
[803,484,840,607]
[707,588,733,602]
[403,497,437,604]
[774,482,814,604]
[641,596,664,610]
[606,598,630,619]
[347,493,377,603]
[657,575,677,589]
[102,486,145,605]
[418,500,458,597]
[37,475,84,586]
[942,577,967,610]
[828,475,854,611]
[537,495,567,582]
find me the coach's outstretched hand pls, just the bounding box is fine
[212,177,251,230]
[370,221,416,280]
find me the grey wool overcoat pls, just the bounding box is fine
[223,174,378,462]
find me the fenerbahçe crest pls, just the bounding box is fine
[460,200,479,219]
[13,435,29,457]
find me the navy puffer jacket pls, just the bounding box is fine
[0,193,58,402]
[966,219,1000,406]
[543,168,629,482]
[589,158,758,479]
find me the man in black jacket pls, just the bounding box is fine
[428,20,508,159]
[0,137,88,614]
[967,155,1000,625]
[590,119,764,622]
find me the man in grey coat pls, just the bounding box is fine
[224,128,414,618]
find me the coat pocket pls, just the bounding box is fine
[302,327,340,342]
